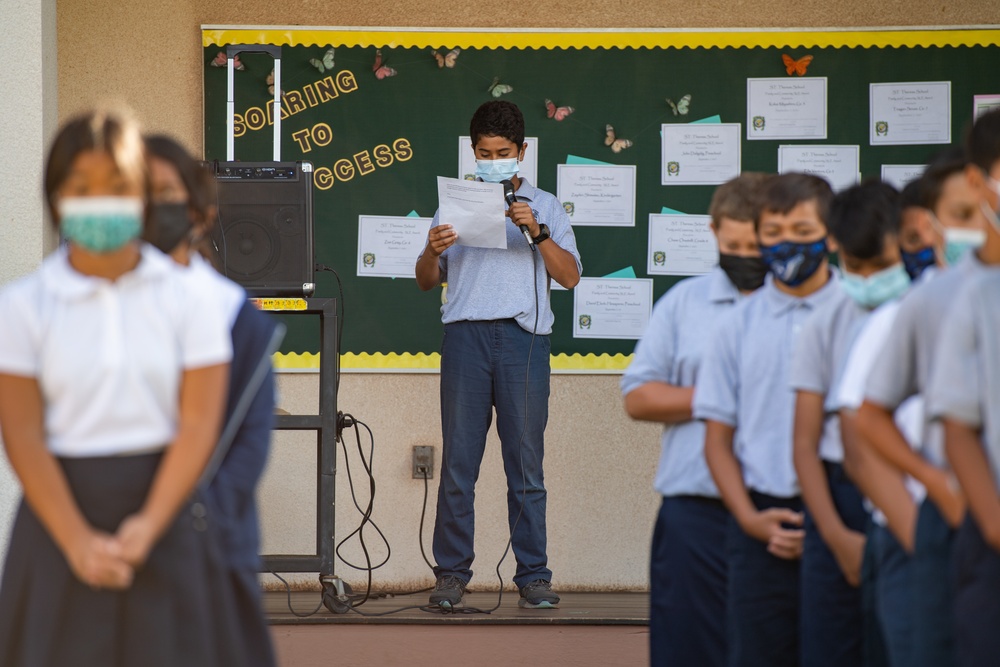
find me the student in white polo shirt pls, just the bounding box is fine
[0,108,234,667]
[622,172,768,667]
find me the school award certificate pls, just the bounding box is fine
[556,164,637,227]
[870,81,951,145]
[746,77,828,140]
[974,95,1000,120]
[777,145,860,192]
[573,277,653,340]
[881,164,926,190]
[647,214,718,276]
[457,136,539,185]
[357,215,433,278]
[661,123,741,185]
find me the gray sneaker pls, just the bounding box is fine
[518,579,560,609]
[429,575,466,609]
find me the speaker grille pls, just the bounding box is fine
[211,161,314,297]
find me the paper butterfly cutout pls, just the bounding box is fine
[545,99,575,121]
[433,48,461,69]
[310,48,335,74]
[266,68,276,95]
[666,95,691,116]
[487,77,513,98]
[604,124,633,153]
[211,52,244,70]
[373,49,397,80]
[782,54,813,76]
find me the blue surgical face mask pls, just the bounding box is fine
[758,238,828,287]
[59,196,143,253]
[900,246,937,280]
[943,227,986,265]
[475,157,519,183]
[841,263,911,309]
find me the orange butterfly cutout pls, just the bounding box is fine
[433,48,461,69]
[210,52,244,70]
[373,49,397,80]
[782,54,813,76]
[545,99,575,121]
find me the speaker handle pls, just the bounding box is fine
[226,44,283,162]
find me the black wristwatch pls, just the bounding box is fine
[532,223,551,244]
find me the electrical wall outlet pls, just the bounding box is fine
[412,445,434,479]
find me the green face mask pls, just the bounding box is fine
[59,196,143,253]
[840,262,911,310]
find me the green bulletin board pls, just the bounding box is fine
[201,27,1000,371]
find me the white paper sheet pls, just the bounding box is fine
[647,214,718,276]
[356,215,433,278]
[573,277,653,340]
[661,123,741,185]
[869,81,951,145]
[436,176,507,249]
[778,145,860,192]
[458,136,539,185]
[974,94,1000,120]
[747,78,828,140]
[880,164,926,190]
[556,164,637,227]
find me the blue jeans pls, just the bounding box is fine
[432,320,552,589]
[650,496,728,667]
[726,492,802,667]
[868,523,913,667]
[912,499,957,667]
[800,462,867,667]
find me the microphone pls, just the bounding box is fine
[501,179,535,251]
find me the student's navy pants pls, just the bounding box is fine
[726,492,802,667]
[912,499,957,667]
[649,495,728,667]
[800,461,867,667]
[952,515,1000,667]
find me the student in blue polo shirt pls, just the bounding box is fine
[696,172,839,667]
[854,146,991,667]
[415,100,582,611]
[927,108,1000,667]
[790,180,908,667]
[622,172,769,667]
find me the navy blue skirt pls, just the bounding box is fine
[0,452,273,667]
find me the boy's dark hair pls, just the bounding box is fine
[919,146,967,212]
[828,179,901,260]
[469,100,525,148]
[965,107,1000,173]
[709,172,770,228]
[899,178,924,210]
[755,172,833,229]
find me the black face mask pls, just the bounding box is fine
[718,253,768,292]
[144,203,193,253]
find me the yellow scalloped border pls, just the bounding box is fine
[203,26,1000,50]
[274,351,633,372]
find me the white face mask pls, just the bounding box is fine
[982,175,1000,233]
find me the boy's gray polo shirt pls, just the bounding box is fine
[789,286,868,463]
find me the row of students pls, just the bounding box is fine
[622,107,1000,667]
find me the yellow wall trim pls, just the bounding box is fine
[203,26,1000,50]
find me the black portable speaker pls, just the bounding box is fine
[210,161,315,297]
